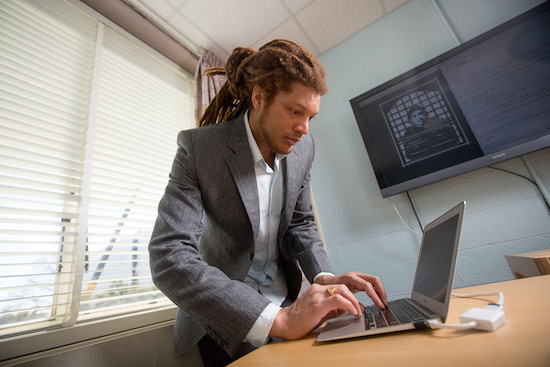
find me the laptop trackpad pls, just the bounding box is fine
[322,313,365,335]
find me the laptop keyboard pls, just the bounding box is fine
[364,299,431,329]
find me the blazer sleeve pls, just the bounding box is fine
[283,134,334,283]
[148,128,270,356]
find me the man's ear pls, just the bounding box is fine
[251,85,263,110]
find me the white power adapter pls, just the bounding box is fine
[428,291,507,331]
[459,304,506,331]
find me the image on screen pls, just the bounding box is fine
[378,74,471,166]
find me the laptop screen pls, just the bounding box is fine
[413,213,460,303]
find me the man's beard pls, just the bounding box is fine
[257,110,293,156]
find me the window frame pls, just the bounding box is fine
[0,0,196,360]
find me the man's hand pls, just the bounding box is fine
[316,272,388,309]
[269,283,362,340]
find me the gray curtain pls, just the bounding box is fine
[194,46,226,124]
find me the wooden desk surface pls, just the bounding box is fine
[230,275,550,367]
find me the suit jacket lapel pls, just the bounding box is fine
[225,116,260,241]
[223,114,307,248]
[278,149,303,242]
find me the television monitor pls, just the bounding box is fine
[350,2,550,198]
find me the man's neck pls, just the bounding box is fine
[247,109,275,168]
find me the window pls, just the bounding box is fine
[0,0,194,337]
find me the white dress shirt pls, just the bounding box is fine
[242,111,333,348]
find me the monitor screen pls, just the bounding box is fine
[350,2,550,197]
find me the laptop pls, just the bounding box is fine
[317,201,466,342]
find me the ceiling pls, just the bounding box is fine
[123,0,410,62]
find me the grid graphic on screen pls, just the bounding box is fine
[379,79,469,166]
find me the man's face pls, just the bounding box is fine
[411,110,426,127]
[249,82,321,164]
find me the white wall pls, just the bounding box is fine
[312,0,550,305]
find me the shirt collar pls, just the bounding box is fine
[244,110,286,165]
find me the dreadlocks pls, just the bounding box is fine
[197,39,328,127]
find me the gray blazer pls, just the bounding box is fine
[149,114,333,356]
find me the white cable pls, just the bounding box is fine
[390,201,422,238]
[428,319,477,329]
[522,155,550,210]
[452,291,504,306]
[455,272,470,287]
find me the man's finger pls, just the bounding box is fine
[357,274,388,307]
[362,282,386,309]
[324,292,360,316]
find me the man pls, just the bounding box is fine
[149,39,387,366]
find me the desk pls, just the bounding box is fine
[230,275,550,367]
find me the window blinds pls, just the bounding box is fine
[80,24,192,316]
[0,0,194,336]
